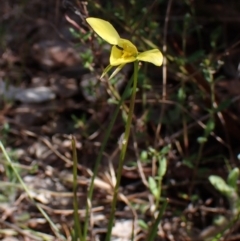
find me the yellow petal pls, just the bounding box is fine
[110,46,136,66]
[137,49,163,66]
[86,17,120,45]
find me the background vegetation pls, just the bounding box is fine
[1,0,240,240]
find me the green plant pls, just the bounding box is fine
[207,168,240,240]
[148,146,169,209]
[0,141,65,240]
[70,16,164,241]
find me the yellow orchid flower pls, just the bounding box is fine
[86,17,163,68]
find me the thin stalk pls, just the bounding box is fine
[190,70,214,195]
[156,172,162,209]
[83,69,135,239]
[147,199,168,241]
[105,61,139,241]
[72,137,83,241]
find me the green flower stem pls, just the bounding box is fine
[83,65,136,240]
[72,138,83,241]
[147,198,168,241]
[190,70,214,195]
[105,61,139,241]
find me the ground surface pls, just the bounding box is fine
[1,1,240,241]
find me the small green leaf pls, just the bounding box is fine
[107,98,119,105]
[148,177,159,199]
[182,154,197,169]
[182,158,194,168]
[197,136,207,143]
[204,119,215,136]
[121,109,128,123]
[140,150,148,161]
[138,219,148,230]
[209,175,233,197]
[227,168,239,190]
[214,99,231,112]
[159,145,171,155]
[213,215,226,226]
[123,87,133,99]
[178,87,186,101]
[158,156,167,177]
